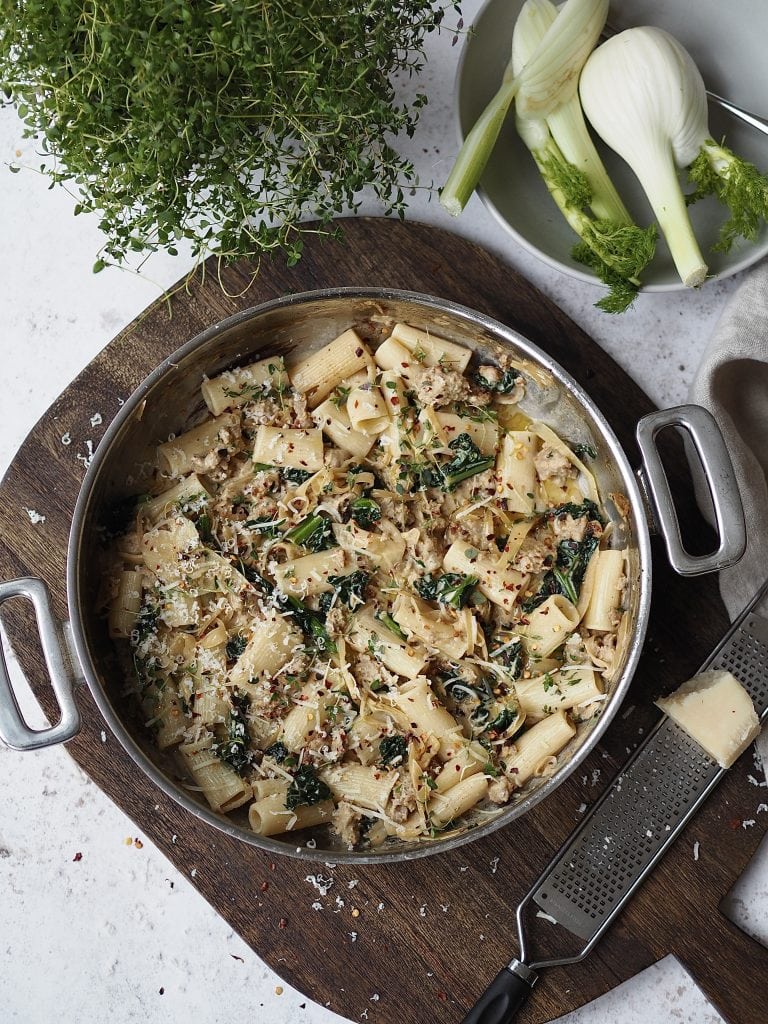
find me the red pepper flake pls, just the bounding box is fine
[355,348,364,357]
[260,881,269,893]
[391,397,400,405]
[230,954,244,963]
[278,918,288,929]
[729,817,742,830]
[437,991,448,1002]
[72,852,83,862]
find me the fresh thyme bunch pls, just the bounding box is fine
[1,1,457,271]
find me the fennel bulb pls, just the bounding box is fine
[512,0,656,312]
[440,0,608,216]
[580,27,768,287]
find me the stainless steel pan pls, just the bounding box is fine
[0,289,746,863]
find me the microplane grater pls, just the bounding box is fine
[463,580,768,1024]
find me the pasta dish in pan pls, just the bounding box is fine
[107,322,628,848]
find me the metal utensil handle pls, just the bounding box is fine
[460,962,538,1024]
[0,577,81,750]
[635,404,746,576]
[707,91,768,137]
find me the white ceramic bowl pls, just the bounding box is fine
[456,0,768,292]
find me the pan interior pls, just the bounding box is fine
[72,290,648,863]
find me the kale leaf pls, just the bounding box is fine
[415,572,478,609]
[285,765,331,810]
[318,571,370,614]
[522,534,600,613]
[348,496,382,529]
[244,514,286,537]
[225,634,248,662]
[441,433,495,489]
[474,366,521,395]
[489,634,523,679]
[379,734,408,766]
[284,512,335,551]
[375,610,407,642]
[544,499,604,526]
[213,691,253,775]
[264,741,289,763]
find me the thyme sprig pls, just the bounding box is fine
[1,1,459,272]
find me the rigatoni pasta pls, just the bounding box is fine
[107,320,628,850]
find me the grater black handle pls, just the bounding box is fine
[460,962,538,1024]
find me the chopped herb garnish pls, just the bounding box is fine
[286,765,331,811]
[331,385,352,408]
[379,734,408,766]
[414,572,478,609]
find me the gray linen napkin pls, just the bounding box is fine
[689,262,768,621]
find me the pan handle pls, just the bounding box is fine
[460,961,538,1024]
[635,405,746,577]
[0,577,81,750]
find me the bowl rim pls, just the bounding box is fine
[66,286,652,864]
[453,0,767,294]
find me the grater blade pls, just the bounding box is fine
[529,609,768,950]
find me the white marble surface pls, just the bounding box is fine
[1,6,767,1022]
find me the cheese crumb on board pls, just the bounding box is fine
[655,670,760,769]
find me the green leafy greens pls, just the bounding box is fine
[318,571,370,614]
[522,534,600,613]
[286,766,331,811]
[415,572,478,609]
[1,1,458,271]
[284,513,335,552]
[379,734,408,766]
[213,691,253,776]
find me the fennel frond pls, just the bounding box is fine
[688,139,768,253]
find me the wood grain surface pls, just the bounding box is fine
[1,218,766,1024]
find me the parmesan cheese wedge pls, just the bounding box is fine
[655,670,760,768]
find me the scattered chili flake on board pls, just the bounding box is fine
[278,918,288,929]
[729,817,742,830]
[437,991,448,1002]
[72,852,83,862]
[260,881,269,893]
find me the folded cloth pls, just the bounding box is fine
[689,261,768,621]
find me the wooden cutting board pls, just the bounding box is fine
[1,218,766,1024]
